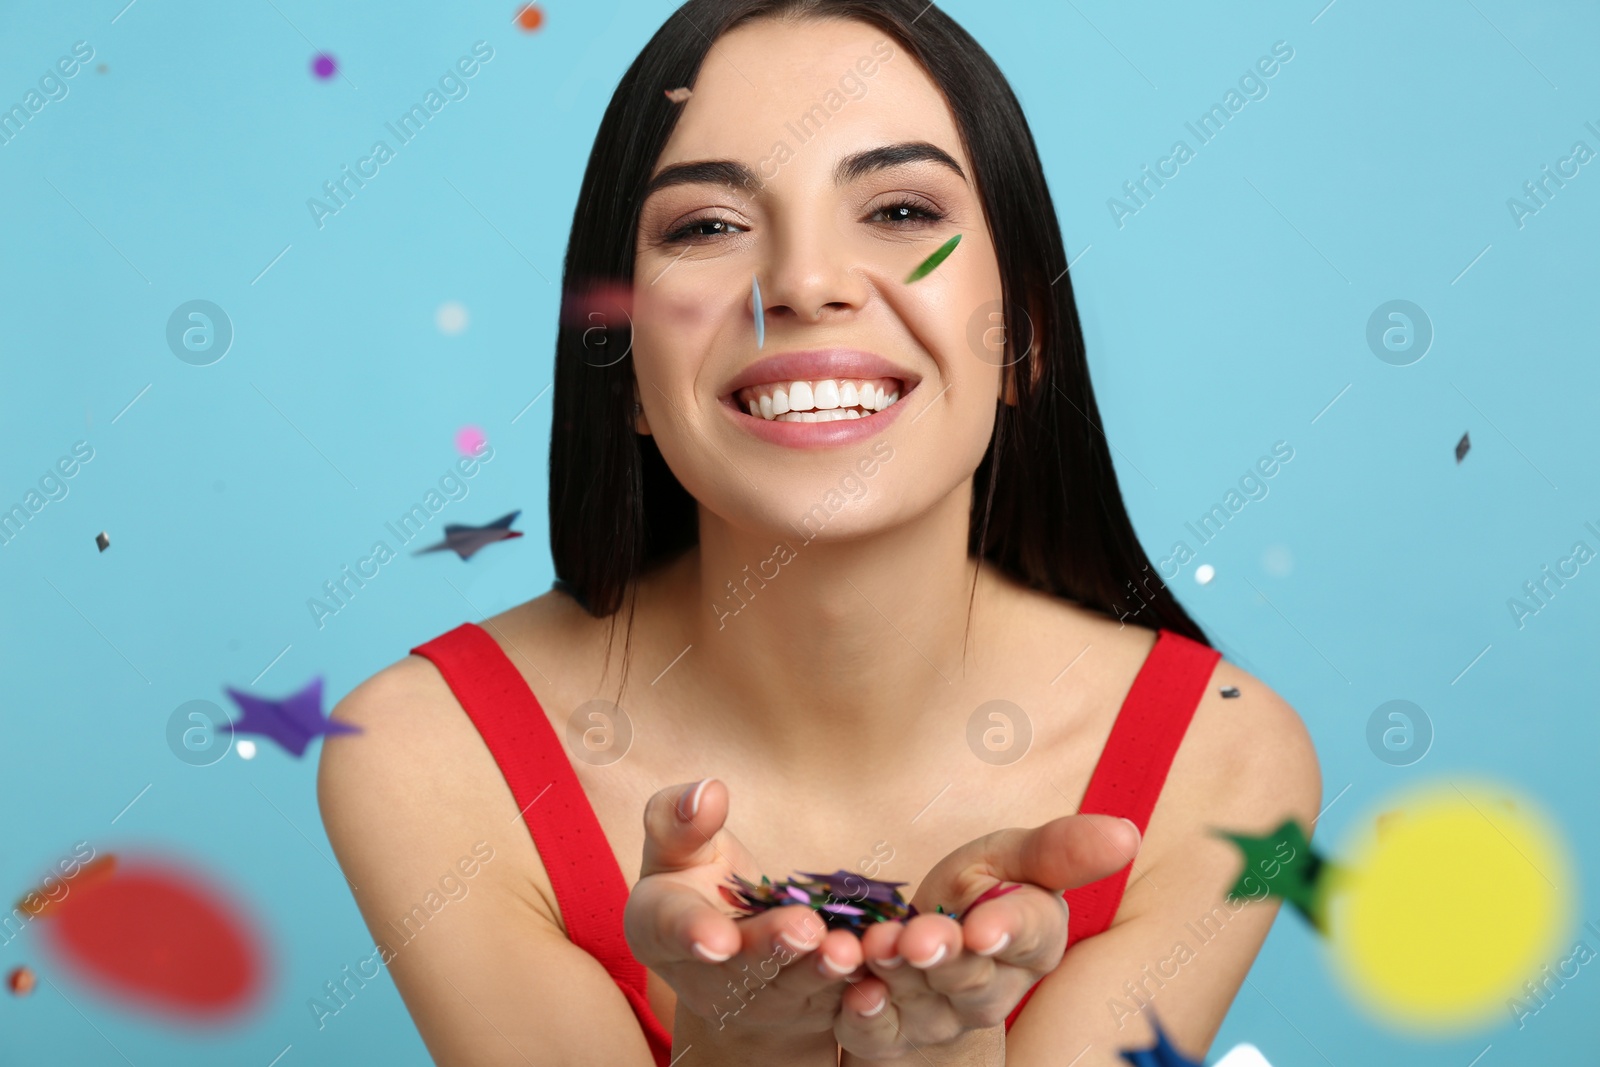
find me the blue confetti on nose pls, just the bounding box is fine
[753,274,765,349]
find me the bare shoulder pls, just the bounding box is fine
[1163,655,1322,838]
[315,600,577,923]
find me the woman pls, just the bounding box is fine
[318,1,1321,1063]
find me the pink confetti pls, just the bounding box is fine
[455,426,487,456]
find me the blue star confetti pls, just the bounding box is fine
[1118,1011,1203,1067]
[412,510,525,561]
[224,676,358,758]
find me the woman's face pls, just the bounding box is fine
[632,16,1009,542]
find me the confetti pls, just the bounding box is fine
[436,301,470,335]
[1118,1010,1202,1067]
[455,425,487,456]
[236,739,257,760]
[1328,782,1573,1032]
[664,87,693,103]
[1219,686,1241,698]
[560,280,633,329]
[95,531,110,552]
[752,275,765,349]
[515,3,545,31]
[17,855,118,919]
[41,858,265,1019]
[8,966,35,996]
[224,676,359,758]
[1214,818,1332,932]
[721,870,919,934]
[1455,432,1470,463]
[1212,1042,1275,1067]
[904,233,961,283]
[411,510,525,561]
[310,53,337,80]
[1194,563,1215,585]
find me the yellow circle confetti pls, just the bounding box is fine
[1327,781,1575,1033]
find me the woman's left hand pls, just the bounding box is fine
[832,813,1141,1062]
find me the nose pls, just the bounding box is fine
[754,220,870,332]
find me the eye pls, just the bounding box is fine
[662,216,749,244]
[870,198,946,227]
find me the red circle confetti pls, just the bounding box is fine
[42,860,265,1019]
[515,4,544,31]
[8,966,35,996]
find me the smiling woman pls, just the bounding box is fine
[317,2,1320,1066]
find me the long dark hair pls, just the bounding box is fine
[548,0,1211,683]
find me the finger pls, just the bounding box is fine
[956,884,1069,975]
[640,778,724,879]
[833,972,905,1059]
[625,872,744,968]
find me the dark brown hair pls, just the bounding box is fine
[549,0,1210,683]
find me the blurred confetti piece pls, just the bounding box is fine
[436,301,470,335]
[236,739,257,760]
[664,87,693,103]
[904,233,961,283]
[1219,686,1241,699]
[560,280,633,329]
[17,855,118,919]
[310,53,337,80]
[455,425,487,456]
[753,275,765,349]
[1212,1044,1275,1067]
[224,676,359,758]
[1194,563,1215,585]
[1117,1010,1202,1067]
[1326,781,1574,1033]
[8,966,36,996]
[412,510,525,561]
[41,858,265,1019]
[95,531,110,552]
[515,3,544,31]
[1455,432,1471,463]
[1214,818,1332,932]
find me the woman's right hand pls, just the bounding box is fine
[624,778,864,1046]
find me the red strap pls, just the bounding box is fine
[1005,627,1221,1031]
[410,623,674,1065]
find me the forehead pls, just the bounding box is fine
[651,16,969,184]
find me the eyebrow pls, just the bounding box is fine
[642,141,968,200]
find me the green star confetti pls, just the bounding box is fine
[904,233,962,283]
[1213,818,1334,933]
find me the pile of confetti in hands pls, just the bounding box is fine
[719,869,1023,935]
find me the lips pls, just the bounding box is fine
[720,348,920,399]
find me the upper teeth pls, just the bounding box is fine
[738,378,902,422]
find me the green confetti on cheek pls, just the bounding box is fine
[904,233,962,284]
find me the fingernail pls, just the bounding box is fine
[691,940,732,963]
[908,943,947,969]
[974,931,1010,957]
[778,924,820,952]
[1119,817,1142,841]
[859,994,887,1017]
[876,954,904,970]
[676,778,711,822]
[817,953,853,976]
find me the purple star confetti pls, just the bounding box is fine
[411,510,525,561]
[223,676,358,758]
[719,871,1025,934]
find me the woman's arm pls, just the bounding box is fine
[1002,665,1323,1066]
[317,656,667,1065]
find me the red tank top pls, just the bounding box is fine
[410,623,1220,1066]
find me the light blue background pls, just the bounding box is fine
[2,0,1596,1063]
